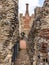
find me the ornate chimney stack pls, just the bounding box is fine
[25,4,29,16]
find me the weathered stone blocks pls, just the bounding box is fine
[0,0,19,65]
[28,0,49,65]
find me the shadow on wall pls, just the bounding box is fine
[11,37,20,64]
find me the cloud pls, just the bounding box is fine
[19,0,44,15]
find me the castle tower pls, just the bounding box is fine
[19,3,34,37]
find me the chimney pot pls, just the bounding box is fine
[25,3,29,16]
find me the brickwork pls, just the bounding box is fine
[19,4,34,37]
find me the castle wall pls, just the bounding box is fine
[28,0,49,65]
[0,0,19,65]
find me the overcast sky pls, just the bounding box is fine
[18,0,45,16]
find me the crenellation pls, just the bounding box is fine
[19,4,34,37]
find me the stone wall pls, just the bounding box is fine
[0,0,19,65]
[28,0,49,65]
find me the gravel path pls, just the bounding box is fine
[15,49,31,65]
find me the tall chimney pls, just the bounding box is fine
[25,4,29,16]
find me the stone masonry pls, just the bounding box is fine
[1,0,49,65]
[28,0,49,65]
[0,0,19,65]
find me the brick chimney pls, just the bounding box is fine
[25,4,29,16]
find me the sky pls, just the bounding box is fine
[18,0,45,16]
